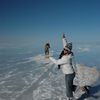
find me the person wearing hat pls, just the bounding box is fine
[58,34,73,69]
[44,42,50,58]
[49,33,76,100]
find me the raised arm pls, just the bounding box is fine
[62,33,68,48]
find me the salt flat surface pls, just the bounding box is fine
[15,54,99,100]
[0,54,99,100]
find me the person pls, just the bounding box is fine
[58,42,72,69]
[44,42,50,58]
[49,33,76,100]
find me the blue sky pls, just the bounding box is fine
[0,0,100,49]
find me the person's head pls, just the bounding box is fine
[63,47,71,55]
[63,43,72,55]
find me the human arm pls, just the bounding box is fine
[50,56,67,65]
[62,33,68,48]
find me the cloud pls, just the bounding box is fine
[77,47,90,52]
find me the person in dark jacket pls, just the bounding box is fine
[44,43,50,58]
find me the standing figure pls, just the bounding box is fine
[44,43,50,58]
[58,33,72,69]
[49,33,76,100]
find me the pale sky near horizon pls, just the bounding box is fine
[0,0,100,48]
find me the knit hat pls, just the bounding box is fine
[64,42,72,51]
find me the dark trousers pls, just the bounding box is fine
[65,73,75,97]
[45,50,49,55]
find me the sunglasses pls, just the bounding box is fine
[64,48,68,51]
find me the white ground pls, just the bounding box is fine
[15,54,100,100]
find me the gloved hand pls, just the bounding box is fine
[62,32,65,38]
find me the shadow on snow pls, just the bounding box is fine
[78,85,100,100]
